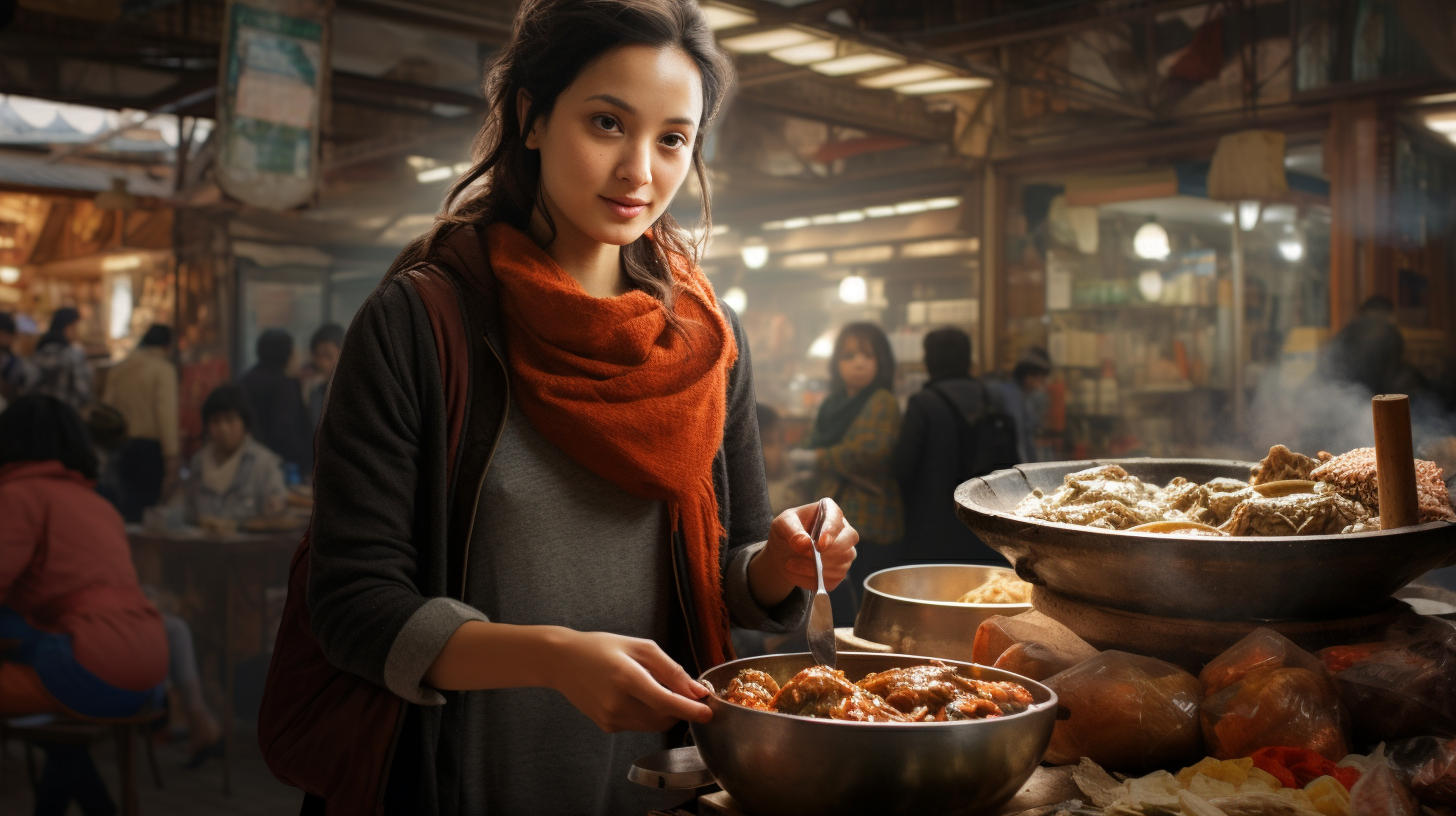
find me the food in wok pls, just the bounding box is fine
[956,571,1034,604]
[1012,445,1455,536]
[720,662,1033,723]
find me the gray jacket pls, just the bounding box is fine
[183,436,288,524]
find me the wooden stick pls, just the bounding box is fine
[1373,394,1420,530]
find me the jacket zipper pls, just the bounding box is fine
[457,330,509,602]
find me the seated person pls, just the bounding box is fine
[0,395,169,815]
[182,384,288,525]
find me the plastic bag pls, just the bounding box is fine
[1319,615,1456,744]
[1045,650,1204,773]
[1348,752,1419,816]
[1410,738,1456,806]
[973,611,1100,681]
[1200,628,1349,761]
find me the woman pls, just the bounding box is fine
[30,307,92,412]
[181,384,288,524]
[792,323,904,610]
[273,2,858,814]
[0,395,168,815]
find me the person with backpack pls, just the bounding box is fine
[893,328,1016,564]
[259,4,858,813]
[997,347,1053,464]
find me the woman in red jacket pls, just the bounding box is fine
[0,395,168,816]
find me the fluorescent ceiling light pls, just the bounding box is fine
[833,245,894,264]
[924,197,960,210]
[101,254,142,272]
[417,166,456,183]
[782,251,829,268]
[835,211,865,223]
[721,28,819,54]
[452,161,472,174]
[810,214,839,225]
[900,238,979,258]
[894,200,929,214]
[1278,238,1305,262]
[1425,113,1456,133]
[864,205,897,218]
[896,77,993,94]
[811,53,904,77]
[711,224,731,236]
[858,65,952,89]
[781,217,812,229]
[769,39,838,65]
[700,3,756,31]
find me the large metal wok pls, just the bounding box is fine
[954,459,1456,621]
[682,652,1057,816]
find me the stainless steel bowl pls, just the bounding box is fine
[954,458,1456,620]
[690,652,1057,816]
[853,565,1032,661]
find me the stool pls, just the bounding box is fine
[1,708,165,816]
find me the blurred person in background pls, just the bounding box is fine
[894,328,1009,564]
[756,402,798,513]
[30,307,91,412]
[101,323,180,521]
[791,322,902,619]
[0,395,168,816]
[997,347,1052,464]
[180,384,287,525]
[237,328,312,475]
[1,311,38,409]
[304,323,345,432]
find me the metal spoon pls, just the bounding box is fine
[806,498,837,669]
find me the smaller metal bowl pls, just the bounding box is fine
[854,564,1032,661]
[692,652,1057,816]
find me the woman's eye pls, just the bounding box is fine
[593,115,621,133]
[661,133,688,148]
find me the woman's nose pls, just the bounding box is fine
[616,139,653,186]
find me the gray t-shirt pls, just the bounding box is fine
[382,400,807,814]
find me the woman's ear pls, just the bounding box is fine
[517,89,540,149]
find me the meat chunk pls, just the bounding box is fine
[769,666,910,722]
[1250,445,1323,485]
[1219,492,1369,536]
[1310,447,1456,523]
[721,669,779,711]
[855,664,1034,721]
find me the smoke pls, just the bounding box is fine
[1247,364,1456,465]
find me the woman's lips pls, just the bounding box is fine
[601,196,648,219]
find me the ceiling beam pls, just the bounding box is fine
[335,0,513,44]
[735,71,955,142]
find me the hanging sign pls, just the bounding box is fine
[216,0,331,210]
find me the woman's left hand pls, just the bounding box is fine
[748,500,858,608]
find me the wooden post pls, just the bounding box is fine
[1372,394,1420,530]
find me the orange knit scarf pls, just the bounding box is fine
[487,223,739,668]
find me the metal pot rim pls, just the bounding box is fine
[862,564,1035,610]
[957,457,1456,543]
[700,651,1059,730]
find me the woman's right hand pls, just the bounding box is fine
[546,629,712,733]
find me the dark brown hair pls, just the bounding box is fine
[829,322,896,397]
[386,0,734,323]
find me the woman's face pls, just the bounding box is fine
[837,336,878,395]
[208,412,247,458]
[524,44,703,250]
